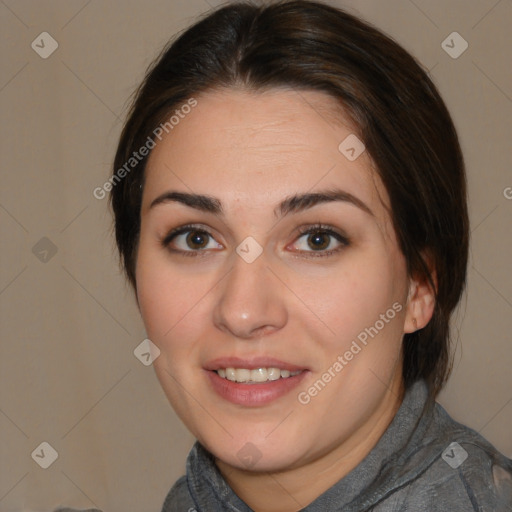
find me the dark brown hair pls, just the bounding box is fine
[110,0,469,396]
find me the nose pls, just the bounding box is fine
[213,253,288,340]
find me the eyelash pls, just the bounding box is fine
[161,224,218,258]
[294,224,350,258]
[161,223,350,258]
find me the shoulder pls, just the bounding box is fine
[160,475,197,512]
[393,401,512,511]
[402,442,512,511]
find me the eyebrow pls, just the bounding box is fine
[149,188,373,217]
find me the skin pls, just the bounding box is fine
[136,88,435,512]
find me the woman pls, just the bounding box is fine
[109,1,512,510]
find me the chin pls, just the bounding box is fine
[197,427,311,472]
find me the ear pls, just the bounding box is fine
[403,256,437,333]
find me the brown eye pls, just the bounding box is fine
[307,231,331,251]
[186,230,210,249]
[290,224,350,257]
[162,225,224,255]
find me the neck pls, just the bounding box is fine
[215,375,404,512]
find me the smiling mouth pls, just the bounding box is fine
[215,367,303,383]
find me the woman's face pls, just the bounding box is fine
[136,88,418,472]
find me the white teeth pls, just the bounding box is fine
[216,367,302,383]
[235,369,251,382]
[250,368,268,382]
[267,368,281,381]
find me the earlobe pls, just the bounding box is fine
[403,272,436,333]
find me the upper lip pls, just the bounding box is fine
[204,356,308,372]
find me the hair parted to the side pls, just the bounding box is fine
[110,0,469,397]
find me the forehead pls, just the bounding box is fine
[143,88,388,217]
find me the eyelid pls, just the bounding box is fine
[295,223,349,241]
[161,222,350,257]
[289,223,350,256]
[160,224,222,252]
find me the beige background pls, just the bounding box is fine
[0,0,510,511]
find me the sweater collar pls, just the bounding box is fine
[186,380,432,511]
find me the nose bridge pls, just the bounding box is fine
[213,252,287,338]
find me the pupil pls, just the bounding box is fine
[308,232,329,250]
[187,231,207,249]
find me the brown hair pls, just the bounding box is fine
[110,0,469,396]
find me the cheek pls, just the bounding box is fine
[135,246,207,349]
[295,257,407,415]
[301,250,406,347]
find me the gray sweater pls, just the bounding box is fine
[161,380,512,511]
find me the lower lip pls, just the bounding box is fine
[205,370,309,407]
